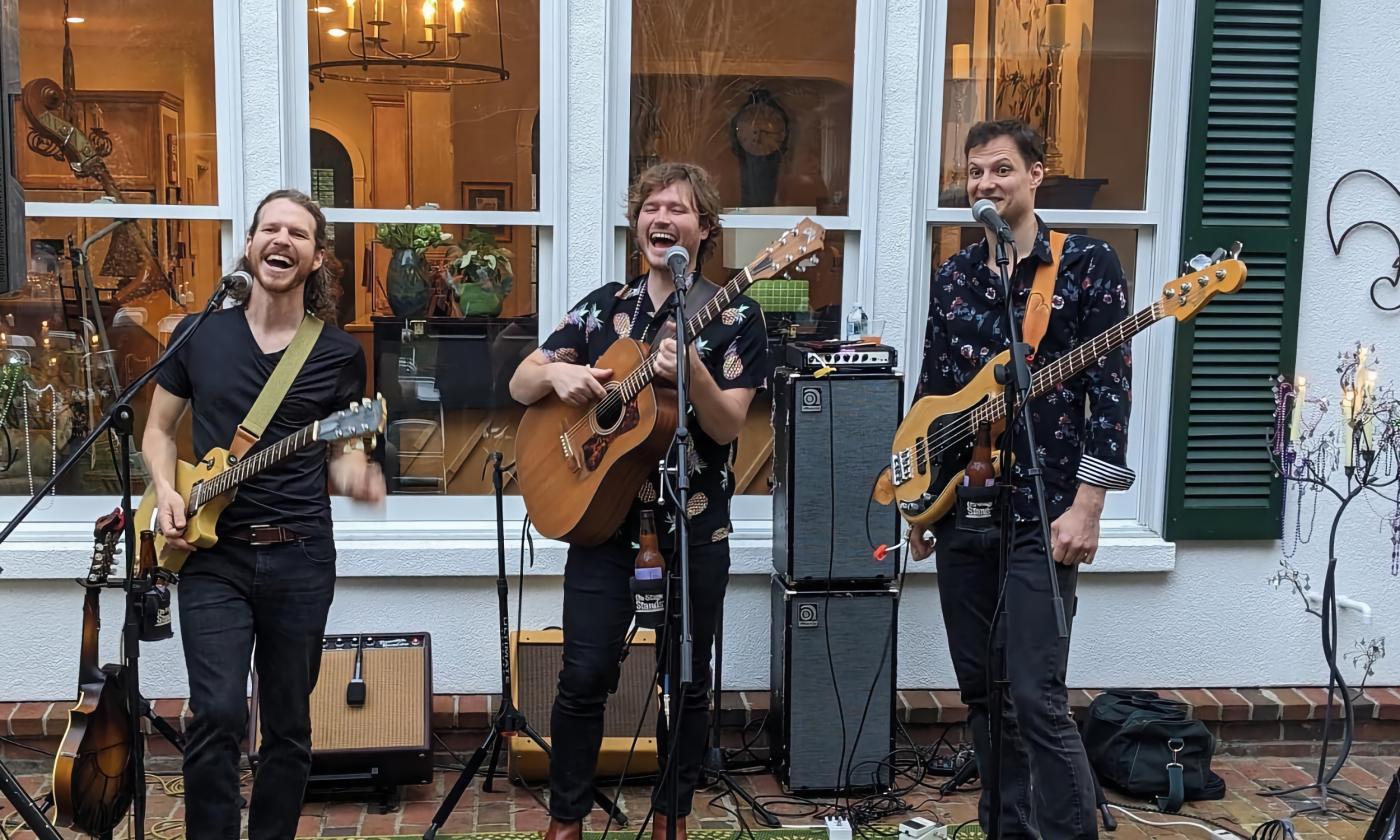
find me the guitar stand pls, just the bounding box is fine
[422,453,627,840]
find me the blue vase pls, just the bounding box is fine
[386,249,428,319]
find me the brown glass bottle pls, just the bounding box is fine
[632,510,666,628]
[964,423,997,487]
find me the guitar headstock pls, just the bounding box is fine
[1160,244,1248,322]
[319,394,388,454]
[86,508,123,586]
[745,218,827,282]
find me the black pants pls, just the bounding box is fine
[934,515,1097,840]
[549,539,731,820]
[177,534,337,840]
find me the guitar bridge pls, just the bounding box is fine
[559,433,583,474]
[891,450,912,486]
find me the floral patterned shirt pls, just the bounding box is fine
[917,220,1135,520]
[540,275,771,549]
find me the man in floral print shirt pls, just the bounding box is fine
[909,120,1133,839]
[509,163,768,840]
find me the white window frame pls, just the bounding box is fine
[1,0,243,524]
[608,0,883,520]
[913,0,1198,535]
[278,0,564,523]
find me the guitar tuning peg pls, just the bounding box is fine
[1208,247,1227,263]
[1228,241,1243,259]
[1186,253,1211,272]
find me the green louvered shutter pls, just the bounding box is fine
[1163,0,1320,541]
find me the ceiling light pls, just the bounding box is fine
[311,5,333,12]
[65,15,85,22]
[327,26,348,37]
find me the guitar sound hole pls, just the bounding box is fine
[594,389,624,434]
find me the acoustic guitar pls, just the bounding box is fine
[52,510,132,836]
[134,396,386,573]
[876,246,1248,529]
[517,220,826,545]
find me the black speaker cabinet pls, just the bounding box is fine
[772,368,902,585]
[769,575,896,794]
[250,633,433,790]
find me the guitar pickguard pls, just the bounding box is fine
[897,412,977,520]
[581,403,641,471]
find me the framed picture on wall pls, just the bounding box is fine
[461,181,513,240]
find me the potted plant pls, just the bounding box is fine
[377,218,452,320]
[450,228,514,317]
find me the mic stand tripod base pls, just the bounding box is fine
[700,745,780,828]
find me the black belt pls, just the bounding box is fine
[224,524,309,545]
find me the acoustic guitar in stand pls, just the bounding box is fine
[517,220,826,545]
[52,510,132,837]
[875,245,1248,529]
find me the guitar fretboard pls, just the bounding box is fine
[192,424,317,508]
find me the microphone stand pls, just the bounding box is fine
[0,275,240,840]
[984,229,1068,840]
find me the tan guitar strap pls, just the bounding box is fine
[230,314,324,459]
[1022,230,1067,360]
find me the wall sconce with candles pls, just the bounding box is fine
[1266,342,1399,818]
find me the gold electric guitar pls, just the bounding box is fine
[136,397,386,572]
[876,246,1248,529]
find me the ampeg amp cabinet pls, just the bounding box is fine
[783,340,898,373]
[773,367,903,585]
[508,629,659,781]
[769,576,896,793]
[250,633,432,790]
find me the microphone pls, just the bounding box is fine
[663,244,690,283]
[971,199,1014,241]
[220,269,253,296]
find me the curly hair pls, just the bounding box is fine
[231,188,342,323]
[626,162,723,266]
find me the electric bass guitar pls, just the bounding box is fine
[876,246,1248,529]
[53,510,132,837]
[135,397,386,573]
[517,220,826,545]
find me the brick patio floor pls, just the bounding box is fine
[1,754,1395,839]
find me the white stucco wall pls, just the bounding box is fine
[1,0,1398,702]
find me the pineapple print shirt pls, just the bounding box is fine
[541,275,771,549]
[917,219,1135,521]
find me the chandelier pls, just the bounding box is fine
[309,0,510,87]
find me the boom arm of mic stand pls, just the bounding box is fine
[0,282,236,558]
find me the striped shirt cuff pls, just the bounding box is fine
[1076,455,1136,491]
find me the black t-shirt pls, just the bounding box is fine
[155,306,366,535]
[540,275,771,549]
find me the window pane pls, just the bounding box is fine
[15,0,219,205]
[347,223,538,495]
[630,0,856,215]
[939,0,1156,210]
[307,1,540,212]
[1,217,222,495]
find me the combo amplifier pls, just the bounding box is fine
[250,633,432,790]
[769,576,896,793]
[773,367,903,585]
[508,629,659,781]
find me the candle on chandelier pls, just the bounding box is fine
[452,0,465,33]
[1289,375,1306,441]
[423,0,436,41]
[346,0,356,29]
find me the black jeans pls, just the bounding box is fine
[934,514,1097,840]
[549,539,731,820]
[177,533,337,840]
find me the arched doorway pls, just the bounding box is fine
[310,128,356,325]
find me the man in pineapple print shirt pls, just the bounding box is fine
[509,162,769,840]
[909,120,1134,839]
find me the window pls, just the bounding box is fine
[624,0,864,498]
[299,0,547,497]
[1,0,233,509]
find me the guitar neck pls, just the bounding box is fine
[196,423,319,504]
[615,267,757,403]
[984,300,1165,424]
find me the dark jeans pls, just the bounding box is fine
[549,539,731,820]
[934,515,1097,840]
[177,534,337,840]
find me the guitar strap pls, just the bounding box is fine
[1022,230,1067,361]
[229,314,325,459]
[650,275,724,345]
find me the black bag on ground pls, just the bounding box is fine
[1079,689,1226,812]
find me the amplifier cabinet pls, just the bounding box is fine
[769,576,896,793]
[508,629,659,781]
[250,632,432,789]
[772,368,903,586]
